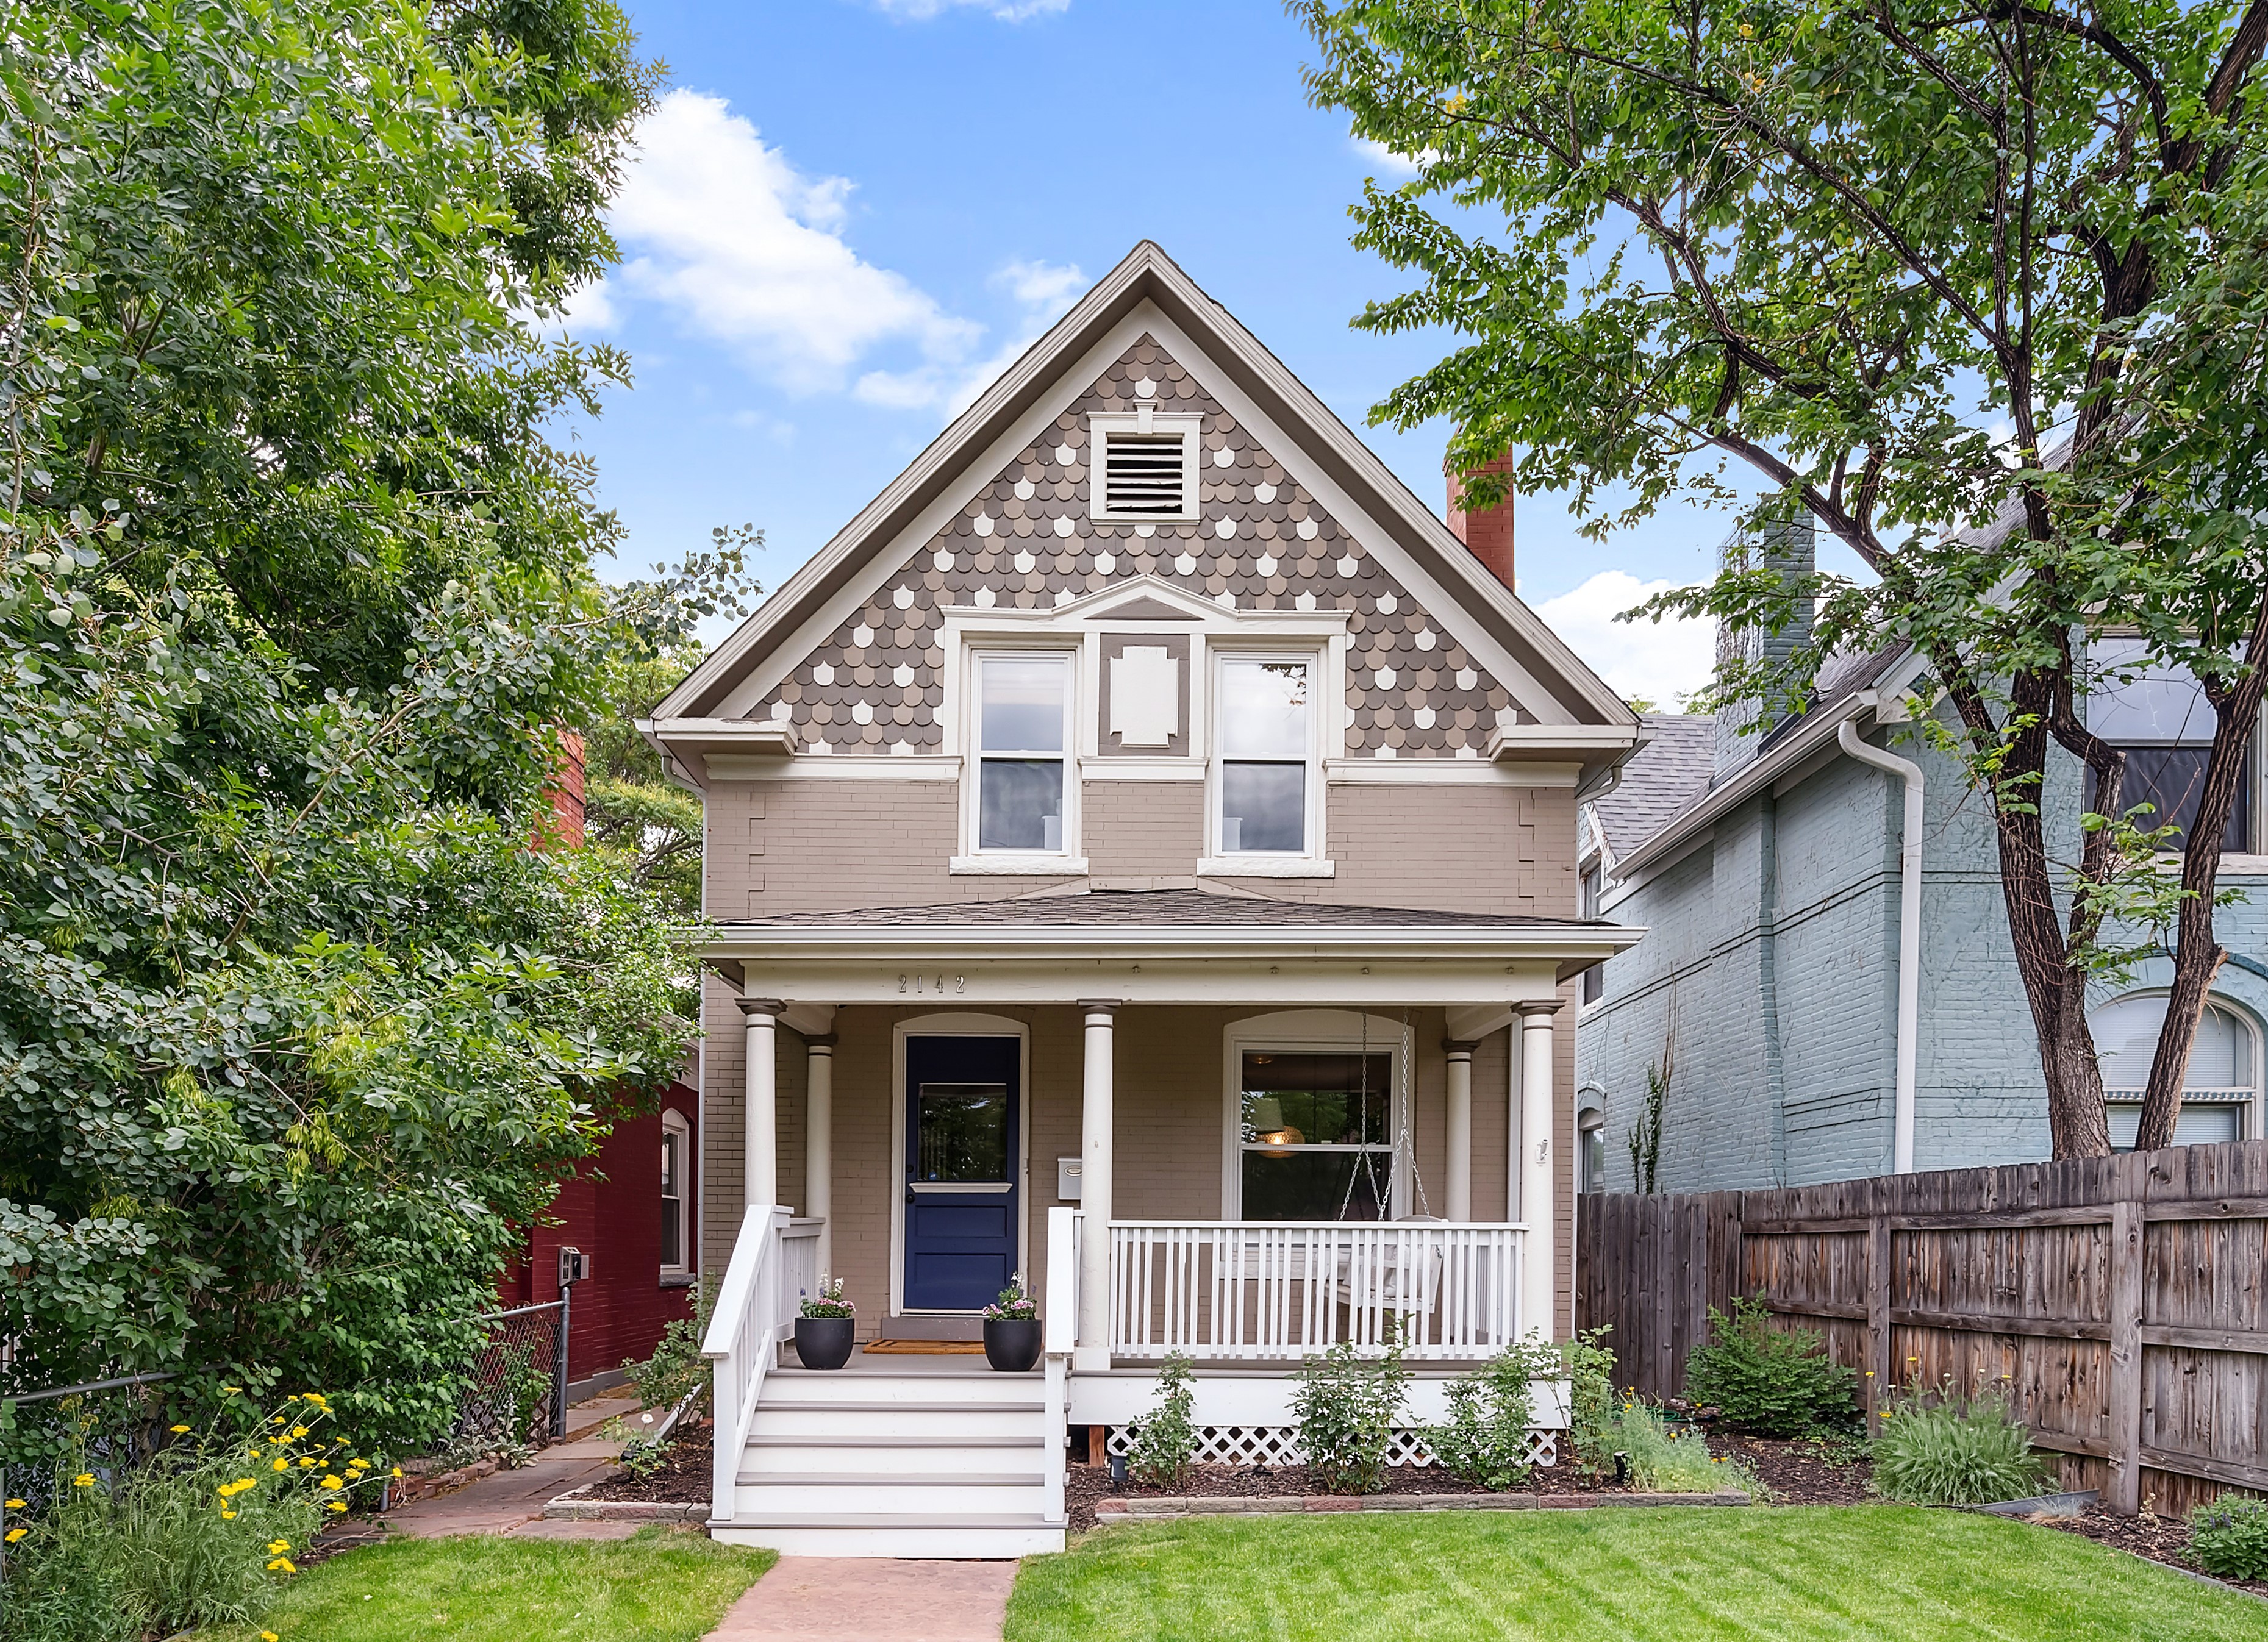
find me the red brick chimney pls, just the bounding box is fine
[535,727,587,849]
[1446,451,1517,590]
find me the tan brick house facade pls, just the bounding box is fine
[644,244,1642,1555]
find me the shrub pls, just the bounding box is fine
[1126,1353,1197,1490]
[1426,1338,1558,1491]
[626,1274,720,1411]
[1608,1399,1750,1494]
[1870,1385,2052,1506]
[1293,1335,1410,1494]
[1559,1327,1619,1477]
[2190,1494,2268,1581]
[0,1390,382,1642]
[1685,1296,1861,1437]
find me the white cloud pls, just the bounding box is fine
[1350,136,1436,178]
[855,256,1087,415]
[595,90,978,394]
[869,0,1070,18]
[587,90,1084,417]
[1533,571,1715,710]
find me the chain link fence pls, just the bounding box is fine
[435,1298,568,1457]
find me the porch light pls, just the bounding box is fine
[1248,1097,1304,1157]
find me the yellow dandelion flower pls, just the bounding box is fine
[391,1466,403,1479]
[269,1539,292,1554]
[4,1528,24,1544]
[221,1508,237,1519]
[267,1556,298,1574]
[290,1426,309,1440]
[299,1457,318,1469]
[326,1500,348,1512]
[169,1424,191,1433]
[270,1417,286,1426]
[4,1498,23,1509]
[223,1385,242,1394]
[262,1633,279,1642]
[303,1393,328,1407]
[320,1476,343,1490]
[72,1474,94,1488]
[273,1459,290,1472]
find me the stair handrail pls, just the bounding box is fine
[702,1202,791,1522]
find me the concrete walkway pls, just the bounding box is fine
[705,1558,1017,1642]
[382,1391,642,1540]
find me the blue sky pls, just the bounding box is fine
[570,0,1734,704]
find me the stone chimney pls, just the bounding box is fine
[1712,513,1817,783]
[1446,451,1517,590]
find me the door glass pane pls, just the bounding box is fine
[1219,659,1309,758]
[981,656,1066,752]
[915,1083,1010,1182]
[1221,762,1304,852]
[979,759,1063,850]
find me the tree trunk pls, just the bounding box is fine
[2136,609,2268,1150]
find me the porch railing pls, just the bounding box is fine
[701,1204,792,1518]
[1106,1220,1526,1361]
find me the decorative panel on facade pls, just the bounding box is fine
[757,337,1520,757]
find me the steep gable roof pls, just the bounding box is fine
[657,241,1634,733]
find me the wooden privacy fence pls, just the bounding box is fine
[1576,1138,2268,1516]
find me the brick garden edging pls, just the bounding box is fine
[1092,1490,1751,1524]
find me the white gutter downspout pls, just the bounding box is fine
[1838,716,1923,1173]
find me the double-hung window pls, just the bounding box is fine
[660,1110,689,1276]
[1215,656,1314,855]
[1238,1050,1395,1221]
[975,654,1071,855]
[2087,637,2252,852]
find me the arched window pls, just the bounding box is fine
[2092,995,2261,1149]
[1577,1092,1608,1194]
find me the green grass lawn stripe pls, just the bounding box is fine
[197,1527,774,1642]
[1006,1507,2268,1641]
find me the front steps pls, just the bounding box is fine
[709,1358,1065,1557]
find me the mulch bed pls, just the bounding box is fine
[1713,1433,1876,1505]
[578,1421,714,1504]
[2039,1505,2268,1599]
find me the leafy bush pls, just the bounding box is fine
[1293,1335,1410,1495]
[2189,1494,2268,1581]
[1559,1327,1620,1477]
[1685,1297,1860,1437]
[1607,1399,1751,1494]
[1126,1353,1197,1490]
[626,1275,719,1412]
[0,1390,383,1642]
[1426,1338,1558,1490]
[1870,1387,2051,1506]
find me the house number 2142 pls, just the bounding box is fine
[898,973,965,994]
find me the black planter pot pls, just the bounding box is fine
[795,1315,856,1371]
[983,1316,1042,1372]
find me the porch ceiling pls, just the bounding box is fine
[702,887,1640,1005]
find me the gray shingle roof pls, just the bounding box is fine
[718,887,1602,932]
[1592,714,1717,863]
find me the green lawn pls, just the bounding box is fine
[199,1527,775,1642]
[1006,1507,2268,1641]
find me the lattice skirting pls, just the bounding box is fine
[1104,1424,1559,1471]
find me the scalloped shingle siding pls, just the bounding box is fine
[762,337,1521,755]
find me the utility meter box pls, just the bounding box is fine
[1057,1157,1083,1202]
[557,1245,588,1285]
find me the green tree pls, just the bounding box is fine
[1303,0,2268,1156]
[0,0,717,1453]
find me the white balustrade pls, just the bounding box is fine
[779,1217,823,1327]
[701,1204,793,1518]
[1106,1220,1525,1362]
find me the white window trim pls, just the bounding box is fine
[958,644,1083,872]
[1220,1011,1412,1221]
[660,1108,690,1276]
[1204,646,1330,871]
[1087,410,1202,523]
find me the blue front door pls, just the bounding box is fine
[903,1035,1021,1312]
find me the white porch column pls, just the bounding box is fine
[1517,1001,1562,1340]
[1442,1040,1475,1222]
[739,996,783,1213]
[804,1035,834,1279]
[1076,1000,1118,1372]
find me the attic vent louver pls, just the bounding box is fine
[1104,432,1188,515]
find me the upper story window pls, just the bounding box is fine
[975,653,1071,854]
[660,1110,689,1275]
[1214,656,1314,855]
[1579,866,1606,1004]
[2087,637,2253,852]
[1089,413,1199,523]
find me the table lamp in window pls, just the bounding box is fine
[1248,1096,1304,1157]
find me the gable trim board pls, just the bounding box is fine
[651,243,1633,779]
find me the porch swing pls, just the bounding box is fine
[1322,1010,1443,1341]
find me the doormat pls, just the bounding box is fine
[862,1338,986,1355]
